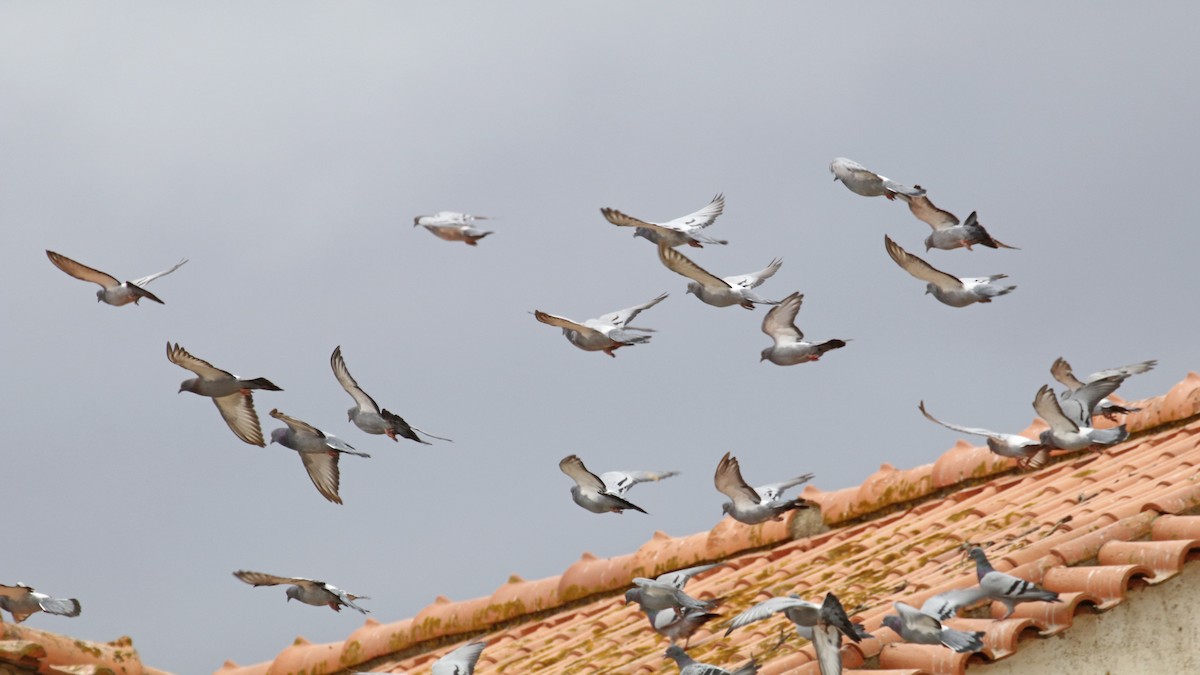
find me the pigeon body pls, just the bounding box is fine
[760,292,848,365]
[658,243,780,309]
[0,583,81,623]
[918,401,1047,469]
[559,454,677,514]
[1051,357,1155,419]
[884,235,1015,307]
[881,601,983,653]
[811,593,862,675]
[46,250,187,306]
[966,548,1060,618]
[269,409,371,505]
[534,292,668,357]
[602,194,728,248]
[664,645,759,675]
[413,212,493,246]
[1033,385,1128,451]
[331,346,448,444]
[167,342,281,447]
[233,570,368,614]
[430,641,487,675]
[829,157,924,200]
[626,564,723,646]
[629,577,717,615]
[893,193,1017,252]
[714,452,812,525]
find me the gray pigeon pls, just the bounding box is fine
[167,342,282,447]
[233,570,369,614]
[46,250,187,306]
[331,346,450,444]
[559,454,677,515]
[829,157,924,200]
[0,583,81,623]
[602,194,729,248]
[269,409,371,505]
[724,594,870,643]
[881,601,984,653]
[714,452,812,525]
[533,292,668,357]
[629,577,718,616]
[658,243,781,309]
[1033,384,1128,451]
[626,563,723,646]
[894,192,1018,252]
[760,292,848,366]
[919,585,992,621]
[665,645,759,675]
[811,593,862,675]
[1051,357,1155,420]
[966,547,1060,619]
[918,401,1047,469]
[431,641,487,675]
[884,235,1015,307]
[413,212,493,246]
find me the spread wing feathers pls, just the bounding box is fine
[431,641,488,675]
[599,469,679,496]
[812,593,857,675]
[725,596,818,635]
[37,595,81,617]
[919,586,991,620]
[762,292,804,341]
[666,193,726,229]
[129,258,188,287]
[533,310,598,337]
[330,346,381,413]
[595,292,669,327]
[1033,385,1079,433]
[657,563,723,590]
[269,408,324,437]
[714,452,763,506]
[558,455,607,492]
[233,571,317,588]
[300,449,343,504]
[884,235,962,291]
[724,258,783,289]
[46,250,120,288]
[600,207,656,229]
[1067,375,1127,420]
[166,342,234,380]
[919,401,1007,440]
[900,191,960,230]
[214,394,266,446]
[757,473,814,502]
[658,243,731,289]
[1050,357,1087,390]
[1089,360,1157,381]
[895,601,943,632]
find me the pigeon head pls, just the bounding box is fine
[624,588,641,605]
[285,586,300,602]
[663,645,688,664]
[760,347,772,363]
[269,428,288,445]
[966,547,993,577]
[95,289,105,302]
[346,407,357,423]
[177,379,200,395]
[881,614,903,634]
[923,234,935,252]
[924,283,936,296]
[412,216,423,227]
[721,501,734,516]
[685,282,701,296]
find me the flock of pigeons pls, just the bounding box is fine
[5,157,1156,675]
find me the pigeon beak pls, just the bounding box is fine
[759,356,766,363]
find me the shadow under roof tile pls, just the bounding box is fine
[879,641,970,675]
[1040,563,1152,609]
[1151,514,1200,540]
[1096,538,1200,582]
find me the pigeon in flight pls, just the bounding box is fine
[724,593,870,643]
[331,346,450,444]
[881,601,984,653]
[829,157,924,200]
[167,342,282,447]
[714,452,812,525]
[626,563,723,646]
[1051,357,1155,420]
[430,641,487,675]
[1033,384,1128,451]
[918,585,992,621]
[269,408,371,505]
[760,292,848,366]
[629,577,718,616]
[965,547,1060,619]
[413,212,493,246]
[232,570,369,614]
[894,192,1017,252]
[884,235,1016,307]
[811,593,863,675]
[658,243,781,309]
[601,194,729,248]
[559,454,677,514]
[0,583,81,623]
[918,401,1047,469]
[533,292,668,357]
[664,645,759,675]
[47,250,187,306]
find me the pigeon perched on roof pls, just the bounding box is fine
[232,570,369,614]
[966,547,1060,618]
[602,194,729,248]
[829,157,924,200]
[269,409,371,505]
[881,601,984,653]
[0,583,81,623]
[46,250,187,306]
[664,645,759,675]
[167,342,282,447]
[658,243,780,310]
[1051,357,1155,420]
[413,211,493,246]
[884,235,1016,307]
[759,292,848,366]
[918,401,1047,469]
[559,454,677,515]
[626,564,723,646]
[714,452,812,525]
[533,292,668,357]
[1033,384,1128,452]
[331,346,450,444]
[894,192,1018,252]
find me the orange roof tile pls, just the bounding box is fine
[216,373,1200,675]
[0,620,171,675]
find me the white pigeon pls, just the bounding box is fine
[884,235,1015,307]
[601,194,728,248]
[47,250,187,306]
[559,454,678,515]
[1051,357,1155,420]
[658,242,781,309]
[269,408,371,505]
[895,191,1018,252]
[829,157,924,200]
[918,401,1047,469]
[413,211,493,246]
[0,583,81,623]
[714,452,813,525]
[167,342,282,447]
[760,292,848,366]
[1032,385,1128,451]
[533,292,668,357]
[232,570,369,614]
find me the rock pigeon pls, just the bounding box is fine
[232,570,369,614]
[658,243,781,309]
[167,342,282,447]
[269,409,371,505]
[533,292,668,357]
[724,593,869,643]
[1033,384,1128,451]
[881,601,984,653]
[714,452,812,525]
[918,401,1047,469]
[829,157,924,200]
[47,250,187,306]
[630,577,718,616]
[918,585,992,621]
[966,547,1060,618]
[331,346,450,444]
[626,563,723,646]
[760,292,848,365]
[413,212,493,246]
[601,194,729,248]
[1051,357,1156,420]
[894,192,1018,252]
[558,454,677,514]
[884,235,1016,307]
[0,583,81,623]
[665,645,759,675]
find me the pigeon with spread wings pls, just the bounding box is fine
[714,452,813,525]
[918,401,1046,469]
[760,292,848,366]
[331,346,450,444]
[534,292,668,357]
[1051,357,1156,420]
[895,191,1017,251]
[658,243,780,309]
[884,235,1015,307]
[413,211,493,246]
[559,454,677,515]
[0,583,81,623]
[602,193,728,248]
[167,342,281,447]
[1033,383,1128,451]
[233,570,369,614]
[881,601,984,653]
[47,250,187,306]
[269,409,371,505]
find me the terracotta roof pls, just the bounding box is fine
[216,373,1200,675]
[0,620,171,675]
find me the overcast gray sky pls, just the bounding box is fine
[3,3,1199,672]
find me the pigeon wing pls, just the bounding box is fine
[918,401,1007,440]
[884,236,962,291]
[1050,357,1086,390]
[920,585,991,620]
[129,258,188,287]
[658,243,732,290]
[714,452,763,506]
[725,596,817,635]
[599,469,679,496]
[330,346,382,414]
[233,571,314,587]
[46,250,120,288]
[594,292,669,327]
[662,193,725,230]
[166,342,235,380]
[900,192,960,230]
[269,408,324,437]
[213,394,266,446]
[431,641,487,675]
[559,455,607,492]
[299,449,343,504]
[724,258,782,290]
[1033,385,1079,433]
[762,292,803,342]
[533,310,601,338]
[1087,360,1157,381]
[657,563,722,589]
